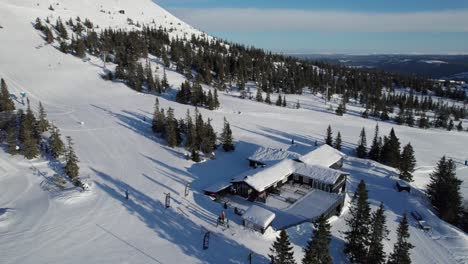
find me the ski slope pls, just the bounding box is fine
[0,0,467,263]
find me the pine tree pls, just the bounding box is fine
[37,102,49,133]
[0,78,15,112]
[44,26,54,43]
[282,96,287,107]
[6,118,18,155]
[381,128,401,168]
[276,95,283,106]
[152,98,166,134]
[325,125,333,146]
[200,119,217,155]
[344,180,371,263]
[460,206,468,233]
[65,136,80,181]
[256,87,263,102]
[418,114,430,129]
[427,156,462,225]
[447,119,454,131]
[387,213,413,264]
[49,126,64,159]
[334,131,342,151]
[368,124,381,161]
[221,117,235,152]
[336,102,345,116]
[356,128,367,158]
[206,90,214,110]
[191,148,200,162]
[213,89,220,109]
[269,230,296,264]
[75,39,86,58]
[456,121,463,131]
[302,215,332,264]
[161,70,170,91]
[165,107,178,148]
[367,202,389,264]
[399,143,416,182]
[265,91,272,104]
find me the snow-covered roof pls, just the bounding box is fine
[284,190,343,222]
[295,163,347,185]
[299,144,345,167]
[232,159,347,192]
[232,159,297,192]
[203,181,232,193]
[248,147,300,165]
[242,205,276,228]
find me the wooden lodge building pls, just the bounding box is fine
[205,144,348,203]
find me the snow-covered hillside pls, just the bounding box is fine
[0,0,467,263]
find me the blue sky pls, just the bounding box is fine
[155,0,468,54]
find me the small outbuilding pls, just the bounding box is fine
[396,180,411,192]
[242,205,275,234]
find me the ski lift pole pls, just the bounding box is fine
[165,192,171,208]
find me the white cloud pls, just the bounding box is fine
[168,8,468,32]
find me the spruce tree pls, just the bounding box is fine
[276,95,283,106]
[44,26,54,43]
[334,131,342,151]
[387,213,413,264]
[161,70,170,91]
[221,117,235,152]
[191,148,200,162]
[165,107,178,148]
[456,121,463,131]
[65,136,80,181]
[6,119,18,155]
[207,90,215,110]
[381,128,401,168]
[265,91,272,104]
[399,143,416,182]
[49,126,64,159]
[427,156,462,225]
[256,87,263,102]
[368,124,381,161]
[75,39,86,58]
[0,78,15,112]
[269,230,296,264]
[37,102,49,133]
[367,202,389,264]
[282,96,287,107]
[344,180,371,263]
[447,119,454,131]
[325,125,333,146]
[22,128,39,159]
[356,128,367,158]
[302,215,332,264]
[460,206,468,233]
[213,89,220,109]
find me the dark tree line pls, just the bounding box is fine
[0,78,80,187]
[33,16,467,122]
[356,125,417,182]
[151,98,234,161]
[176,80,220,110]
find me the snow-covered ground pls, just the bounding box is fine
[0,0,467,263]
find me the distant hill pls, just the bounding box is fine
[296,54,468,80]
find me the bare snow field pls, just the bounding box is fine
[0,0,467,263]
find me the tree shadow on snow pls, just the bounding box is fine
[93,167,269,263]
